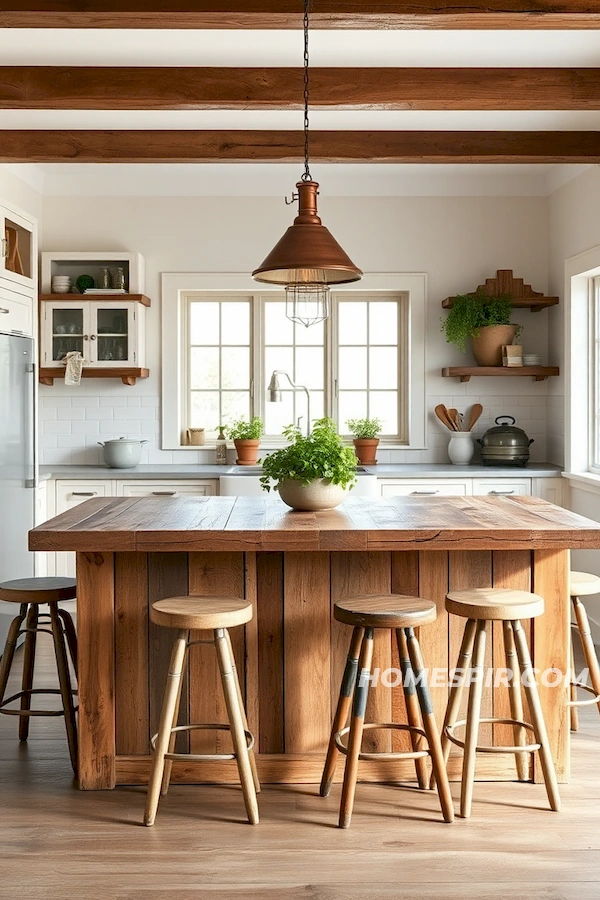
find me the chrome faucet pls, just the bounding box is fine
[267,370,311,436]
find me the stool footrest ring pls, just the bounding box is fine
[568,680,600,708]
[0,688,79,717]
[150,722,254,762]
[445,717,540,754]
[334,722,431,762]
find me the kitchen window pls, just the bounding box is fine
[161,273,426,450]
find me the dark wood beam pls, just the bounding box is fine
[3,67,600,110]
[1,2,600,29]
[1,130,599,163]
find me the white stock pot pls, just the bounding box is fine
[98,437,147,468]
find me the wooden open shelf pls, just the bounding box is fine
[442,366,559,383]
[39,367,149,386]
[442,269,559,312]
[39,293,151,307]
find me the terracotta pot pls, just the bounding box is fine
[471,324,517,367]
[278,478,349,511]
[353,438,379,465]
[233,439,260,466]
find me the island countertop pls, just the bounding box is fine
[29,494,600,553]
[29,495,600,792]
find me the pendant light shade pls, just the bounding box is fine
[252,181,362,286]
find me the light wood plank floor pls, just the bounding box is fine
[1,631,600,899]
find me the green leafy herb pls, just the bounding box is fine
[346,417,382,439]
[260,418,358,493]
[441,292,519,353]
[225,417,264,441]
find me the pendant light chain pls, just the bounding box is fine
[301,0,311,182]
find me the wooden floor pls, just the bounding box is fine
[2,630,600,899]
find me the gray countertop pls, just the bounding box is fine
[38,463,563,481]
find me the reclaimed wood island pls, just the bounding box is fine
[29,494,600,791]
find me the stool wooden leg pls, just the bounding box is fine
[569,630,578,732]
[573,595,600,718]
[502,619,529,781]
[215,628,259,825]
[225,628,260,795]
[433,617,477,789]
[160,644,188,796]
[58,608,78,680]
[144,629,188,826]
[0,605,27,706]
[397,628,428,791]
[339,627,374,829]
[460,619,487,819]
[19,605,38,741]
[405,627,454,823]
[49,604,78,777]
[511,619,561,812]
[320,625,364,798]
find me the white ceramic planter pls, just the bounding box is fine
[447,433,474,466]
[277,478,349,511]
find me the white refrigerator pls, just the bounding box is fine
[0,332,35,647]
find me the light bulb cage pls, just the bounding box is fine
[285,283,330,328]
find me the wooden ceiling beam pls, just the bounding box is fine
[3,67,600,111]
[1,130,599,163]
[1,2,600,29]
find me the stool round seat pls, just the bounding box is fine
[334,594,437,629]
[0,577,77,604]
[150,596,253,631]
[445,588,544,621]
[570,571,600,598]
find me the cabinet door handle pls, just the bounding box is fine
[0,238,7,259]
[411,490,439,495]
[0,307,9,314]
[90,334,97,341]
[71,491,97,497]
[489,490,515,495]
[152,491,177,496]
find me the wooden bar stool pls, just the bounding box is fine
[439,588,560,818]
[320,594,454,829]
[568,572,600,731]
[0,577,78,775]
[144,595,259,827]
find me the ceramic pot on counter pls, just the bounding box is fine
[477,416,533,467]
[98,437,147,468]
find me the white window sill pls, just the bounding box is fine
[563,472,600,495]
[176,441,413,451]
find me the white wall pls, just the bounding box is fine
[0,166,43,223]
[39,193,551,466]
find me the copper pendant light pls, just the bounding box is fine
[252,0,362,326]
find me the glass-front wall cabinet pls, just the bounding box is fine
[1,205,36,295]
[42,300,141,368]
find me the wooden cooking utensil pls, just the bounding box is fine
[434,404,458,431]
[448,408,461,431]
[466,403,483,431]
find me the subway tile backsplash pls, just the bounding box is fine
[37,388,557,466]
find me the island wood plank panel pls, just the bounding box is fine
[187,551,245,756]
[414,550,450,730]
[491,549,532,763]
[6,130,600,165]
[114,552,149,756]
[76,551,116,790]
[244,553,260,748]
[255,552,284,754]
[2,3,600,29]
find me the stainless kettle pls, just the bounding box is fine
[477,416,534,467]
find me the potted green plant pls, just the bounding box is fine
[225,416,264,466]
[441,292,520,366]
[260,418,357,511]
[346,417,382,465]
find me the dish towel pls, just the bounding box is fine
[64,351,84,386]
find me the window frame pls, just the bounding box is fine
[161,272,426,450]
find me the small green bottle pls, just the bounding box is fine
[215,426,228,465]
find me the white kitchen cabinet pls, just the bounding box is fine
[380,480,470,498]
[533,477,565,507]
[118,480,217,498]
[472,478,531,497]
[1,203,36,298]
[0,285,33,337]
[54,480,117,577]
[40,298,144,369]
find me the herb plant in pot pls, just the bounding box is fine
[226,417,264,466]
[441,292,520,366]
[346,417,382,465]
[260,418,357,511]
